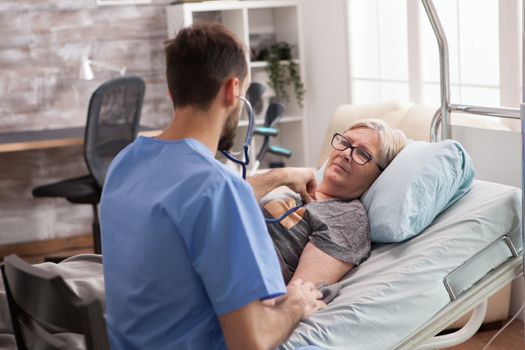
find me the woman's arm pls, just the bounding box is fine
[290,242,354,286]
[219,279,325,350]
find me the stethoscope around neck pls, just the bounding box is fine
[220,96,303,224]
[220,96,255,180]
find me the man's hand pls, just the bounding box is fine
[219,279,325,350]
[281,278,326,319]
[283,168,317,203]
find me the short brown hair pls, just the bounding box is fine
[164,23,248,109]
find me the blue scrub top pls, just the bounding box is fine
[100,137,286,350]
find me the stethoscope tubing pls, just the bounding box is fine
[264,205,304,224]
[220,96,255,180]
[221,95,304,224]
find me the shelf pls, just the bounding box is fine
[171,1,300,12]
[250,59,300,69]
[166,0,306,167]
[279,115,303,123]
[238,119,263,127]
[237,115,302,127]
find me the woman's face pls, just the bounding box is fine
[320,127,382,199]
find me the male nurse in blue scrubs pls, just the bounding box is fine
[100,23,325,350]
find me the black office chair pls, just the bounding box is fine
[252,101,292,171]
[1,254,110,350]
[246,82,266,112]
[32,77,146,254]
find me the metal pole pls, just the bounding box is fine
[520,0,525,339]
[421,0,451,140]
[450,104,520,119]
[430,104,521,143]
[430,108,441,143]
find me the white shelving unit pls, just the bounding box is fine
[166,0,308,169]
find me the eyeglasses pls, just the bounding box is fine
[331,133,384,172]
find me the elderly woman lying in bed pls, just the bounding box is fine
[261,119,406,286]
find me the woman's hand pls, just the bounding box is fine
[283,167,317,203]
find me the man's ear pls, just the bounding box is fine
[223,77,240,107]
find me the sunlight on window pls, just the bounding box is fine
[349,0,409,103]
[419,0,460,84]
[349,0,380,79]
[349,0,504,108]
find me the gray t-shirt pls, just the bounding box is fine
[261,191,370,282]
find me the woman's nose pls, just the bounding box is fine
[339,148,352,162]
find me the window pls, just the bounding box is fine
[348,0,521,109]
[348,0,410,103]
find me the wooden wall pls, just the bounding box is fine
[0,0,173,246]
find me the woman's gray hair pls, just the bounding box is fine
[346,119,407,169]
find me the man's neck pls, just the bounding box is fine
[156,105,225,154]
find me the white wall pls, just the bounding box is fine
[302,0,351,166]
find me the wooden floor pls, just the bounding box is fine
[449,319,525,350]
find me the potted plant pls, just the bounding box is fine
[259,42,305,108]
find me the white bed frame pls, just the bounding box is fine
[394,1,525,348]
[401,259,521,349]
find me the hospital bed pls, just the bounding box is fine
[281,176,521,349]
[280,102,522,350]
[282,1,525,348]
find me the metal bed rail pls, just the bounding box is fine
[443,234,520,302]
[422,0,524,286]
[421,0,451,140]
[429,104,520,143]
[398,257,523,349]
[421,0,525,347]
[423,0,521,141]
